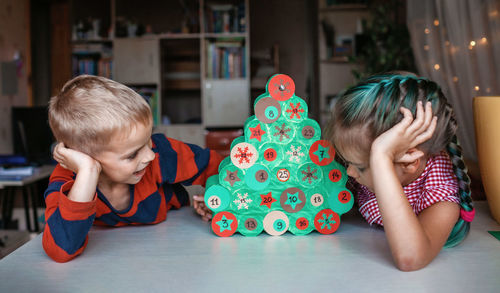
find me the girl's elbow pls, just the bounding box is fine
[393,253,429,272]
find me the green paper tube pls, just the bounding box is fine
[297,163,324,188]
[299,119,321,144]
[269,118,295,144]
[289,212,314,235]
[255,190,279,213]
[219,164,244,190]
[206,175,220,190]
[244,163,271,191]
[327,187,354,216]
[271,165,296,186]
[229,189,257,212]
[230,136,246,150]
[204,184,231,213]
[218,156,232,173]
[257,142,284,169]
[244,119,270,144]
[322,161,348,190]
[237,214,264,236]
[305,187,329,212]
[283,142,308,165]
[282,96,308,123]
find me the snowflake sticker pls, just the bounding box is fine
[273,123,292,142]
[314,209,340,234]
[233,192,253,210]
[286,144,305,163]
[301,166,318,184]
[286,102,305,120]
[230,142,258,169]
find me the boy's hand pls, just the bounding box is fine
[371,101,437,163]
[193,194,212,222]
[52,142,101,174]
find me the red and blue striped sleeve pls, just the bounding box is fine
[152,134,223,186]
[42,165,97,262]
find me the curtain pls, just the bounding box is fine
[407,0,500,161]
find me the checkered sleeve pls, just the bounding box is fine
[413,153,460,214]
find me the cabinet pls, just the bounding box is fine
[317,1,369,126]
[69,0,250,145]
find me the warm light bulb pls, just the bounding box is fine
[434,64,440,70]
[470,41,476,46]
[481,37,488,44]
[434,19,440,26]
[474,86,480,91]
[424,28,430,34]
[452,76,459,82]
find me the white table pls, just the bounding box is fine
[0,165,54,232]
[0,201,499,292]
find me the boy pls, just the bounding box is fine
[43,75,223,262]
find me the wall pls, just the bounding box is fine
[0,0,30,154]
[250,0,316,116]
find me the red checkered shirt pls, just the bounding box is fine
[354,151,460,226]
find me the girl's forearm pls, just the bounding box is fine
[370,155,432,270]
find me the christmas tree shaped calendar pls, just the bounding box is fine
[204,74,353,236]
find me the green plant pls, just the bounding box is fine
[349,0,416,80]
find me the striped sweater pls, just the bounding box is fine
[42,134,223,262]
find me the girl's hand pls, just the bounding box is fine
[193,194,212,222]
[52,142,101,174]
[371,101,437,163]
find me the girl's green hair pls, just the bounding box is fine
[326,73,473,247]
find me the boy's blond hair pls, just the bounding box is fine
[49,75,152,155]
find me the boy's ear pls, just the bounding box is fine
[395,148,425,168]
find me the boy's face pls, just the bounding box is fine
[95,122,155,186]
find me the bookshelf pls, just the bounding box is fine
[69,0,250,145]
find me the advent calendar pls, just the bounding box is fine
[204,74,353,236]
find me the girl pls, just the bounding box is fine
[326,74,474,271]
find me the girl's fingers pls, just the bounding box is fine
[421,101,434,130]
[414,116,438,146]
[406,101,425,135]
[398,107,414,128]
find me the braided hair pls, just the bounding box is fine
[325,73,474,247]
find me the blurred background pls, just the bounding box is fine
[0,0,499,235]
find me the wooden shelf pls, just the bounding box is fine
[321,56,350,63]
[203,32,247,39]
[319,4,367,12]
[158,33,201,39]
[163,79,201,90]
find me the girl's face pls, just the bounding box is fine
[341,149,414,191]
[341,150,375,191]
[95,121,156,186]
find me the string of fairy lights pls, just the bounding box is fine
[421,8,498,94]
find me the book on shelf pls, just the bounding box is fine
[130,86,159,126]
[72,43,113,78]
[205,3,245,33]
[206,40,246,79]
